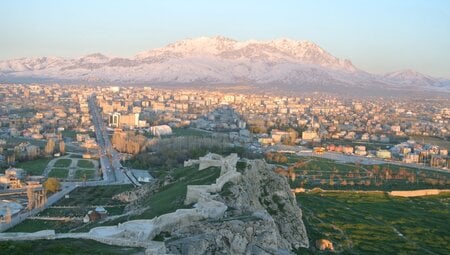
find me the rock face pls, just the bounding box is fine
[166,159,309,254]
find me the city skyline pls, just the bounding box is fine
[1,0,450,77]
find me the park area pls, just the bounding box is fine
[15,158,52,175]
[0,238,143,255]
[46,157,99,181]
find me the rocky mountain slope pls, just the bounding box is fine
[166,159,309,254]
[1,36,448,91]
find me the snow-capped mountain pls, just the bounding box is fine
[384,69,441,87]
[0,36,448,91]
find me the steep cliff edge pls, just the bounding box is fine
[166,159,309,254]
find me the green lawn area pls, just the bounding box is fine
[6,219,82,233]
[69,154,83,159]
[169,127,212,137]
[48,168,69,178]
[75,169,96,180]
[61,130,77,139]
[133,165,220,219]
[53,158,72,167]
[0,238,143,255]
[77,159,95,168]
[15,158,52,175]
[296,191,450,254]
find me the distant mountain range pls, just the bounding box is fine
[0,36,448,91]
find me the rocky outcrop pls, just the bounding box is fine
[166,159,309,254]
[316,239,334,251]
[3,155,309,255]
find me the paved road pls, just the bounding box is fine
[88,95,131,184]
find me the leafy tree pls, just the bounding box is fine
[59,140,65,155]
[44,178,60,193]
[44,139,55,155]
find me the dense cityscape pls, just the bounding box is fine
[0,84,449,253]
[1,1,450,254]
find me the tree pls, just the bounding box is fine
[44,178,60,193]
[45,139,55,155]
[59,140,65,155]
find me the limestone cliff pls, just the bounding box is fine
[166,159,309,254]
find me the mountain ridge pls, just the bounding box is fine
[0,36,448,91]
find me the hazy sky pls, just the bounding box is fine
[1,0,450,77]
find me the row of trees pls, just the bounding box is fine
[44,139,65,155]
[125,134,261,170]
[111,131,147,154]
[265,152,288,164]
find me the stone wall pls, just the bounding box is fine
[0,230,56,241]
[389,189,450,197]
[0,153,254,255]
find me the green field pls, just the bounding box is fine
[37,205,126,218]
[296,191,450,254]
[48,168,69,178]
[6,219,82,233]
[410,135,450,149]
[75,169,96,180]
[61,130,77,139]
[53,158,72,167]
[133,165,220,219]
[0,238,143,255]
[58,185,132,206]
[15,158,52,175]
[76,159,95,168]
[169,127,212,137]
[8,185,133,233]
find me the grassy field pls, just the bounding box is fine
[6,219,82,233]
[76,160,95,168]
[133,165,220,219]
[296,191,450,254]
[61,130,95,139]
[58,185,133,206]
[0,238,143,255]
[53,158,72,167]
[48,168,69,178]
[61,130,77,139]
[74,169,96,180]
[410,135,450,149]
[15,157,52,175]
[7,185,133,233]
[169,127,212,137]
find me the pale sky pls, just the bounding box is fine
[1,0,449,77]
